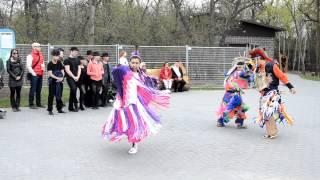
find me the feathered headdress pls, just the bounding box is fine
[248,48,273,62]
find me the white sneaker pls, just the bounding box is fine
[128,143,138,154]
[109,99,114,103]
[128,147,138,154]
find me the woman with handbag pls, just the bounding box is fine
[7,49,24,112]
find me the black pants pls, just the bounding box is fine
[60,82,64,104]
[91,80,102,108]
[10,86,22,109]
[101,82,111,106]
[66,78,78,110]
[78,82,87,108]
[83,78,92,107]
[172,79,186,92]
[29,75,43,106]
[47,82,63,112]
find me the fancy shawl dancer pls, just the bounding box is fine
[216,57,254,128]
[250,48,296,139]
[101,47,170,154]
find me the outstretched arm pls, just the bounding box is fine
[273,64,296,94]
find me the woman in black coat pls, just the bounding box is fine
[7,49,24,112]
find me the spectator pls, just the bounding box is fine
[101,52,113,107]
[0,58,4,119]
[86,50,93,63]
[57,48,65,107]
[119,50,128,65]
[87,52,104,109]
[0,58,4,90]
[7,49,24,112]
[47,49,65,115]
[160,62,173,92]
[27,42,45,109]
[171,61,186,92]
[64,47,81,112]
[83,50,93,107]
[78,56,89,110]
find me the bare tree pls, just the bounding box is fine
[24,0,40,41]
[208,0,220,46]
[9,0,16,23]
[88,0,96,44]
[317,0,320,74]
[171,0,193,44]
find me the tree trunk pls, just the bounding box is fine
[9,0,15,23]
[24,0,40,41]
[88,0,96,45]
[208,0,219,46]
[301,36,307,74]
[171,0,193,44]
[293,39,297,71]
[298,36,301,72]
[317,0,320,75]
[287,38,290,67]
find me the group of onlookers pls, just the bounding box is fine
[3,42,115,115]
[159,61,186,92]
[0,42,186,114]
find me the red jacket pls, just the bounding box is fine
[31,50,44,76]
[160,67,172,80]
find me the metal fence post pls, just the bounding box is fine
[186,45,189,74]
[116,44,120,64]
[47,43,51,63]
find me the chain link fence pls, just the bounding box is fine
[7,44,247,88]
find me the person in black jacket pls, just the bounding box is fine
[171,61,186,92]
[7,49,24,112]
[47,49,65,115]
[101,52,114,106]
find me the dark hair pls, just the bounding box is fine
[130,56,141,63]
[70,47,79,51]
[86,50,93,55]
[9,49,20,59]
[78,56,85,60]
[163,62,169,67]
[57,48,64,52]
[101,52,109,57]
[51,49,60,56]
[93,51,100,57]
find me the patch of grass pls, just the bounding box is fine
[300,73,320,81]
[0,87,70,108]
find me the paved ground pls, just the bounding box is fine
[0,74,319,180]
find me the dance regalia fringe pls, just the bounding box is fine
[216,69,250,123]
[102,65,170,143]
[256,90,293,128]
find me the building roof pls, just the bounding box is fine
[190,12,285,32]
[240,19,285,32]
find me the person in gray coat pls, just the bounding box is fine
[7,49,24,112]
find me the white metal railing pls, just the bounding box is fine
[13,44,246,87]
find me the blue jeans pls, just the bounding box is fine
[29,75,43,106]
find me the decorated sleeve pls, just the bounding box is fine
[273,64,294,89]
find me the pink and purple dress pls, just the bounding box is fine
[102,65,170,142]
